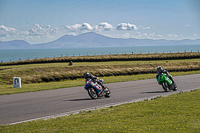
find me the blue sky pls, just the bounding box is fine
[0,0,199,44]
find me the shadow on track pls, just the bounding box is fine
[67,98,93,101]
[141,91,165,93]
[67,97,107,101]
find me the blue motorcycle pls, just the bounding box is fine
[85,78,111,99]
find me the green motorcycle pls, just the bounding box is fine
[157,73,177,92]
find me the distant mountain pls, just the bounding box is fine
[0,32,200,49]
[32,32,126,48]
[32,32,200,49]
[0,40,31,49]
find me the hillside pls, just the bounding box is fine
[0,32,200,49]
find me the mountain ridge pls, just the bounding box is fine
[0,32,200,49]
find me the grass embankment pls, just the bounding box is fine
[1,52,200,66]
[1,89,199,132]
[1,59,200,85]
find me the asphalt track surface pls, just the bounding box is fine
[0,74,200,125]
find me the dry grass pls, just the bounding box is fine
[1,52,200,66]
[0,58,200,85]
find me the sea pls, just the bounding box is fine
[1,45,200,63]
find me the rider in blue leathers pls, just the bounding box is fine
[84,72,104,96]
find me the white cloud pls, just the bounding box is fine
[142,27,151,30]
[116,23,138,30]
[134,32,164,40]
[157,34,163,38]
[28,24,58,36]
[0,25,17,37]
[166,34,179,40]
[138,25,151,30]
[65,23,93,31]
[191,34,200,40]
[65,24,82,30]
[46,25,51,28]
[81,23,93,30]
[65,22,139,32]
[0,24,60,44]
[122,33,130,38]
[99,22,114,30]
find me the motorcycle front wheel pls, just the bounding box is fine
[88,88,98,99]
[104,86,111,98]
[162,82,170,92]
[173,83,177,91]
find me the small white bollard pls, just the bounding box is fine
[13,77,21,88]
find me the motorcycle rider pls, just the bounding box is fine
[156,66,175,84]
[84,72,104,96]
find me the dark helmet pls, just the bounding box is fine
[84,72,90,79]
[157,66,163,73]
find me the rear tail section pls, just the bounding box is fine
[165,77,172,85]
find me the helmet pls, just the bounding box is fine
[157,66,163,73]
[84,72,90,79]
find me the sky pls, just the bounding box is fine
[0,0,200,44]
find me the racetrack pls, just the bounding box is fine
[0,74,200,125]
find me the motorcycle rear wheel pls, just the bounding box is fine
[88,88,98,99]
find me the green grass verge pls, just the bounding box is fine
[0,89,199,132]
[0,70,200,96]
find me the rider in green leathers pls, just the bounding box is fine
[156,66,174,84]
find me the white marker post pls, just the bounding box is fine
[13,77,21,88]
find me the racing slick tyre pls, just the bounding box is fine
[88,88,98,99]
[162,82,170,92]
[104,86,111,98]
